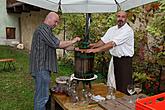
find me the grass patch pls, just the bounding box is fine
[0,45,74,110]
[0,45,33,110]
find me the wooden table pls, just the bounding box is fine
[51,83,147,110]
[98,94,147,110]
[51,83,126,110]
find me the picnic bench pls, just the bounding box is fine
[0,58,16,71]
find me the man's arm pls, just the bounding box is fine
[89,40,105,49]
[86,41,116,53]
[40,28,80,49]
[40,29,60,48]
[64,45,75,51]
[59,37,81,49]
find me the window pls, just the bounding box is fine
[6,27,16,39]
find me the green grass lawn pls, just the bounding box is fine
[0,45,33,110]
[0,45,74,110]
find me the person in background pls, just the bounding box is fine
[86,11,134,94]
[30,12,81,110]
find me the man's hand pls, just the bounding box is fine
[74,48,87,53]
[86,48,99,53]
[89,43,96,49]
[72,37,81,44]
[74,47,80,51]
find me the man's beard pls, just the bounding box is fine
[117,20,124,28]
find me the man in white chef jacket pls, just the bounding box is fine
[86,11,134,94]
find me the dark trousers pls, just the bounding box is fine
[113,56,133,94]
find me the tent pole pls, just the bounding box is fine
[85,13,91,43]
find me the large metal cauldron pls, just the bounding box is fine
[74,50,94,79]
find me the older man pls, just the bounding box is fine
[86,11,134,94]
[30,12,80,110]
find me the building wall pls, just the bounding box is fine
[0,0,20,45]
[0,0,64,58]
[20,10,64,58]
[20,10,49,50]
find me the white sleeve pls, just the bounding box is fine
[101,28,112,43]
[111,30,134,46]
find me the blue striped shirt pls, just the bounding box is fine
[30,23,60,75]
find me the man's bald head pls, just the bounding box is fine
[116,11,127,28]
[44,12,59,29]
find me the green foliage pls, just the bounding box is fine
[133,72,148,83]
[58,54,75,76]
[127,1,165,95]
[158,51,165,57]
[159,0,165,11]
[145,0,165,68]
[147,0,165,37]
[157,51,165,66]
[90,13,116,43]
[64,14,85,38]
[55,13,116,41]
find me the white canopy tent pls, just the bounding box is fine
[16,0,158,41]
[17,0,157,13]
